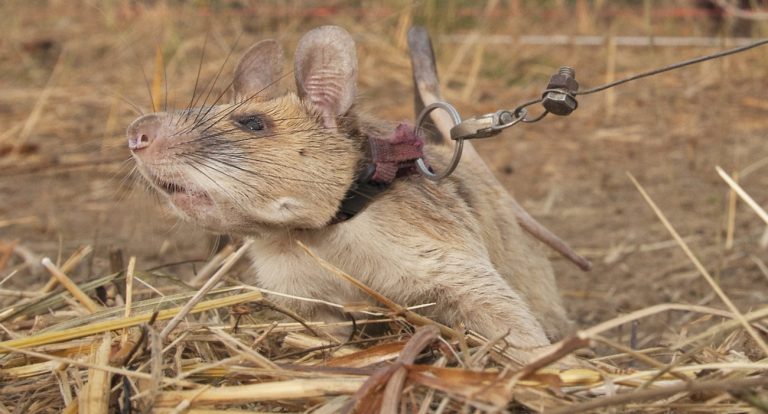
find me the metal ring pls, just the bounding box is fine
[414,102,463,181]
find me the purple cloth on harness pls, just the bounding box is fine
[369,123,425,183]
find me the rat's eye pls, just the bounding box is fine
[236,115,265,132]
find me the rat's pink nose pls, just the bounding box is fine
[127,114,162,151]
[129,132,151,151]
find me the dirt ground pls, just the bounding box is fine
[1,1,767,349]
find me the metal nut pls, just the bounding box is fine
[542,91,578,116]
[546,73,579,93]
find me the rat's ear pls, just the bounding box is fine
[294,26,357,128]
[233,39,285,102]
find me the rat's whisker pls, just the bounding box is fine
[196,70,295,133]
[191,150,339,181]
[180,153,337,187]
[192,32,243,126]
[180,29,210,127]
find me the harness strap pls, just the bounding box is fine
[331,123,424,224]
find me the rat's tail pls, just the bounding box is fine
[408,26,446,145]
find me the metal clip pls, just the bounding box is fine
[449,109,526,141]
[415,104,527,181]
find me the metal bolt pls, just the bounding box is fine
[559,66,575,78]
[543,66,579,116]
[546,66,579,93]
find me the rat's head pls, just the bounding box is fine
[127,26,362,235]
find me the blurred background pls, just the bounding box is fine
[1,0,767,344]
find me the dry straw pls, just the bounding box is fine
[0,232,765,412]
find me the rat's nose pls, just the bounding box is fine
[129,131,151,151]
[127,114,162,151]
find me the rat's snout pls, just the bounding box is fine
[127,114,163,152]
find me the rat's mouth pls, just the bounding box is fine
[134,164,216,218]
[132,151,219,224]
[150,176,212,207]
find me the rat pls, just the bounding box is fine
[127,25,576,350]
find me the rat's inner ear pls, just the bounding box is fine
[294,25,358,129]
[233,39,286,102]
